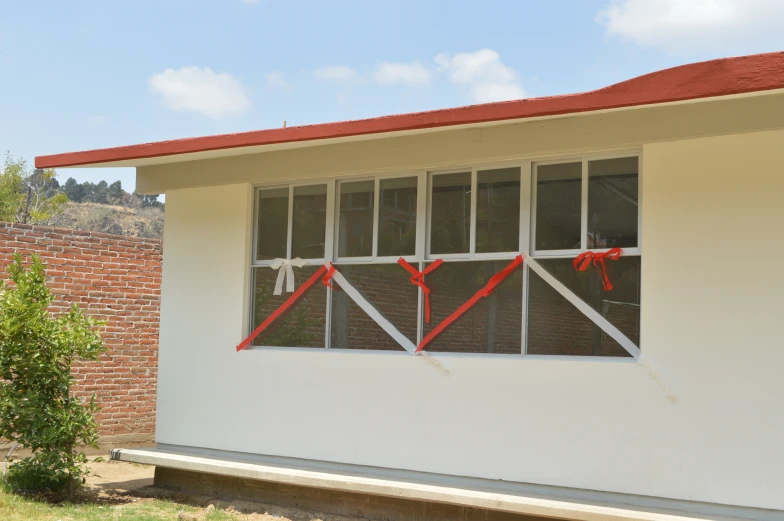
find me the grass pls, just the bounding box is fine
[0,483,239,521]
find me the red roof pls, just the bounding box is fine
[36,51,784,169]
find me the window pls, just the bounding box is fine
[338,180,374,258]
[248,153,641,358]
[430,172,471,255]
[250,184,329,348]
[423,260,523,354]
[378,177,417,257]
[529,156,640,357]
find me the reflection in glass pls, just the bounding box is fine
[256,188,289,261]
[422,260,523,353]
[292,185,327,259]
[378,177,417,257]
[252,266,326,347]
[588,157,639,249]
[527,256,640,357]
[330,264,417,350]
[430,172,471,254]
[535,163,581,251]
[338,181,374,257]
[476,167,520,253]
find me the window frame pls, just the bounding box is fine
[527,149,642,357]
[531,150,642,258]
[251,181,332,267]
[426,161,528,261]
[247,149,641,359]
[334,171,424,265]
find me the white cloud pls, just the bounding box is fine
[597,0,784,52]
[148,66,250,119]
[313,65,358,82]
[266,70,290,91]
[435,49,525,103]
[373,61,432,86]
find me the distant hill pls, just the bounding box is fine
[50,202,164,239]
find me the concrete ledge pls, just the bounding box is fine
[111,445,780,521]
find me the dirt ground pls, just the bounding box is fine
[84,459,368,521]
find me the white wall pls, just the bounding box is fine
[156,129,784,511]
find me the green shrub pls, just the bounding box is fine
[0,254,105,499]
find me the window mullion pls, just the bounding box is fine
[519,161,532,356]
[324,181,336,261]
[372,177,380,258]
[286,186,294,259]
[530,164,538,255]
[416,172,427,260]
[417,261,424,346]
[324,180,336,348]
[469,168,477,256]
[519,161,532,256]
[580,158,588,251]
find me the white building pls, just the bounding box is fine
[38,51,784,521]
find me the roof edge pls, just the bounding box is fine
[36,51,784,169]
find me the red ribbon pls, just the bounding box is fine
[236,264,330,351]
[397,258,444,324]
[322,264,337,289]
[417,255,523,353]
[573,248,622,291]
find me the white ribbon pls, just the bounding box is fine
[270,258,307,295]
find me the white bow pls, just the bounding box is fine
[270,258,307,295]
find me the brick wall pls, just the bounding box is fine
[0,222,161,442]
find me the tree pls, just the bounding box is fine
[0,155,68,224]
[62,178,85,203]
[0,159,26,222]
[0,254,105,499]
[93,180,108,204]
[134,192,164,209]
[106,181,124,204]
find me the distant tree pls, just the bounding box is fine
[106,181,124,204]
[0,159,26,221]
[0,155,68,224]
[133,192,164,209]
[63,177,85,202]
[93,180,108,204]
[26,168,61,197]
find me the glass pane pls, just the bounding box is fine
[526,256,640,357]
[535,162,581,251]
[292,185,327,259]
[476,167,520,253]
[588,157,639,249]
[422,260,523,354]
[378,177,417,257]
[330,264,418,351]
[256,188,289,261]
[338,181,374,257]
[430,172,472,255]
[251,266,326,347]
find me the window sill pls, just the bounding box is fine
[241,345,639,363]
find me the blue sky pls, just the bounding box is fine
[1,0,783,193]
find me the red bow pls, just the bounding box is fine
[397,258,444,323]
[573,248,623,291]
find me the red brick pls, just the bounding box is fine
[0,222,161,438]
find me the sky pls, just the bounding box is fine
[1,0,783,193]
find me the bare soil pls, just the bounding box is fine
[84,459,367,521]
